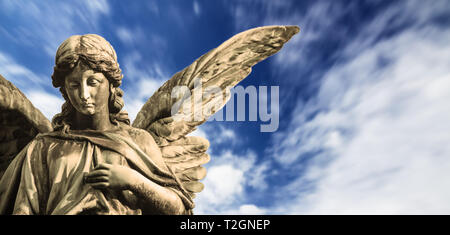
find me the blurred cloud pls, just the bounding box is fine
[229,0,344,72]
[194,150,266,214]
[0,52,47,89]
[193,1,201,16]
[0,0,112,121]
[147,1,160,17]
[268,2,450,214]
[236,204,266,215]
[1,0,449,215]
[0,51,63,120]
[27,91,64,120]
[121,51,167,121]
[0,0,110,57]
[116,27,134,45]
[85,0,110,15]
[192,123,271,214]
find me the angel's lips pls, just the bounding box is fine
[81,103,94,108]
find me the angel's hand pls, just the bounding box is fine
[84,163,140,191]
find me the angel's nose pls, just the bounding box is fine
[79,83,90,101]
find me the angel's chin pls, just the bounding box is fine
[76,107,96,116]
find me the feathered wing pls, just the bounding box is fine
[132,25,300,197]
[0,74,53,179]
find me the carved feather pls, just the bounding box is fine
[132,25,300,196]
[133,26,299,137]
[0,74,53,179]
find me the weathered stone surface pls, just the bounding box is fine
[131,25,299,200]
[132,26,300,137]
[0,26,299,214]
[0,74,52,179]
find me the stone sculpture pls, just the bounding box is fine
[0,26,299,214]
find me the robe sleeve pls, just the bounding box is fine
[126,128,195,213]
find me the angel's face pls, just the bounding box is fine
[64,62,111,116]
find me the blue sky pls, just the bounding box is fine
[1,0,450,214]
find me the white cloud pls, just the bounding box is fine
[201,124,237,145]
[189,127,208,140]
[229,0,345,72]
[247,161,270,191]
[115,26,166,51]
[188,123,236,154]
[212,125,236,144]
[147,1,160,16]
[216,204,267,215]
[27,91,65,121]
[116,27,134,45]
[0,1,114,123]
[124,78,162,121]
[120,50,168,122]
[168,4,188,29]
[85,0,110,15]
[216,0,450,215]
[123,98,145,123]
[136,79,161,100]
[0,0,111,57]
[193,1,201,16]
[199,164,245,206]
[122,51,167,82]
[0,51,65,121]
[237,204,266,215]
[194,150,272,214]
[0,52,47,90]
[269,22,450,214]
[0,52,63,122]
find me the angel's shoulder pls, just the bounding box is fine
[18,132,60,154]
[33,131,61,144]
[125,126,153,141]
[123,125,159,151]
[35,131,75,144]
[122,125,168,168]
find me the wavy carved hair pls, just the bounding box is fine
[51,34,130,131]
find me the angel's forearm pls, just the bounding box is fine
[128,173,186,215]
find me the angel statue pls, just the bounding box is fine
[0,26,299,215]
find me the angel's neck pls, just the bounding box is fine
[72,111,115,131]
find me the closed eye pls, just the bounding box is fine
[69,82,80,88]
[88,80,99,86]
[88,77,102,86]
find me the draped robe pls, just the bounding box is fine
[0,125,194,215]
